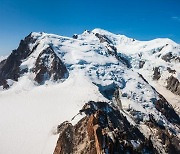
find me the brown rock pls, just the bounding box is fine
[54,101,157,154]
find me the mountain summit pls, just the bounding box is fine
[0,29,179,154]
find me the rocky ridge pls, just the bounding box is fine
[54,101,179,154]
[54,101,157,154]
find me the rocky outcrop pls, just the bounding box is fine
[167,67,176,74]
[72,34,78,39]
[0,33,37,85]
[139,60,145,69]
[161,52,180,62]
[33,46,68,84]
[155,94,180,124]
[166,75,180,96]
[54,101,157,154]
[0,79,9,89]
[145,114,180,154]
[153,67,161,80]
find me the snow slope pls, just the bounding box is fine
[90,28,180,111]
[0,70,107,154]
[0,29,179,154]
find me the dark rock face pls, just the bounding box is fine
[162,52,173,62]
[33,46,68,84]
[153,67,161,80]
[0,33,37,85]
[145,115,180,154]
[139,60,145,69]
[95,33,113,44]
[161,52,180,62]
[54,101,157,154]
[155,94,180,125]
[72,34,78,39]
[166,75,180,96]
[167,67,176,74]
[0,79,9,89]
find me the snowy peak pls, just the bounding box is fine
[0,28,180,154]
[0,29,179,99]
[92,28,178,46]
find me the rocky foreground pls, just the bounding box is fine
[54,101,179,154]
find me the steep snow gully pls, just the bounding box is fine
[0,28,180,154]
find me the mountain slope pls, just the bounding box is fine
[0,29,179,154]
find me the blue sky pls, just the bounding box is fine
[0,0,180,55]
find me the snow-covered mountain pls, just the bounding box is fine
[0,29,179,154]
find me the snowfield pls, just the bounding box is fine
[0,28,179,154]
[0,70,107,154]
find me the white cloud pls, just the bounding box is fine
[171,16,180,21]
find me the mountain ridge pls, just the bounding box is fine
[0,28,179,154]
